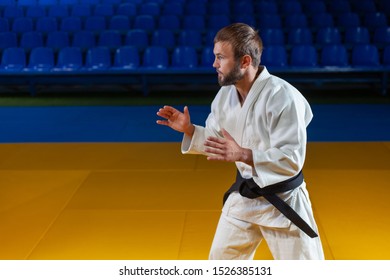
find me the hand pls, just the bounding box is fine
[156,105,195,136]
[204,129,253,166]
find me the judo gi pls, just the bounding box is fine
[181,66,325,260]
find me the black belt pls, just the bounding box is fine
[223,170,318,238]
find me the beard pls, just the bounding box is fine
[217,61,244,86]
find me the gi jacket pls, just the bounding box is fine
[181,66,314,228]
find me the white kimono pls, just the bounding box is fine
[181,66,324,259]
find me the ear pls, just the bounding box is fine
[241,55,252,69]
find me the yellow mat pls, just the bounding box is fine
[0,142,389,260]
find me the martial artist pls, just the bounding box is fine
[156,23,324,260]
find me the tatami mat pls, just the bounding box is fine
[0,142,389,260]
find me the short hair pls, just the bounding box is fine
[214,23,263,67]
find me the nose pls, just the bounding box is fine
[212,57,218,69]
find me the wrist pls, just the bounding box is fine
[184,124,195,137]
[240,148,254,167]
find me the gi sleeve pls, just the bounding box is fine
[181,96,222,155]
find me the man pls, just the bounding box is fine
[156,23,324,260]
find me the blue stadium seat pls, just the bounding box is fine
[27,47,55,72]
[258,14,282,29]
[59,0,78,5]
[98,30,122,50]
[80,0,99,4]
[0,47,26,71]
[94,4,115,17]
[125,29,149,50]
[208,15,230,30]
[109,15,131,32]
[233,15,256,27]
[3,6,24,19]
[151,29,176,49]
[72,30,96,50]
[25,5,46,18]
[0,18,9,32]
[373,27,390,47]
[60,17,82,33]
[0,32,18,50]
[204,29,218,46]
[133,15,155,31]
[344,27,370,46]
[329,0,351,14]
[185,2,206,15]
[351,0,377,14]
[209,1,230,15]
[261,28,285,46]
[280,1,302,14]
[255,1,278,14]
[261,45,287,67]
[303,1,326,15]
[112,46,140,70]
[233,1,254,15]
[171,46,198,69]
[182,15,205,30]
[311,13,334,29]
[38,0,57,5]
[0,0,15,5]
[71,4,91,17]
[200,46,214,68]
[20,31,44,51]
[12,18,34,34]
[288,28,313,45]
[380,1,390,16]
[17,0,36,6]
[336,12,361,29]
[55,47,83,71]
[46,31,70,51]
[352,44,380,67]
[85,46,112,70]
[36,17,58,34]
[116,3,137,17]
[290,45,318,67]
[139,2,160,16]
[364,12,387,30]
[48,5,69,18]
[143,46,169,69]
[285,13,308,29]
[162,2,183,16]
[383,45,390,66]
[320,44,349,67]
[316,27,341,45]
[178,30,202,48]
[158,15,180,30]
[85,16,107,32]
[102,0,121,4]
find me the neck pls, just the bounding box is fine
[236,67,260,105]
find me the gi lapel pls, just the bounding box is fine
[235,67,271,146]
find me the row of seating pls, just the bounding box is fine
[1,44,390,73]
[1,25,389,53]
[0,46,213,72]
[1,0,389,17]
[0,4,388,29]
[263,44,390,67]
[0,14,388,44]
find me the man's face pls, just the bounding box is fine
[213,41,243,86]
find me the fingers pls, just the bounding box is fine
[156,119,169,126]
[156,105,177,121]
[221,128,233,140]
